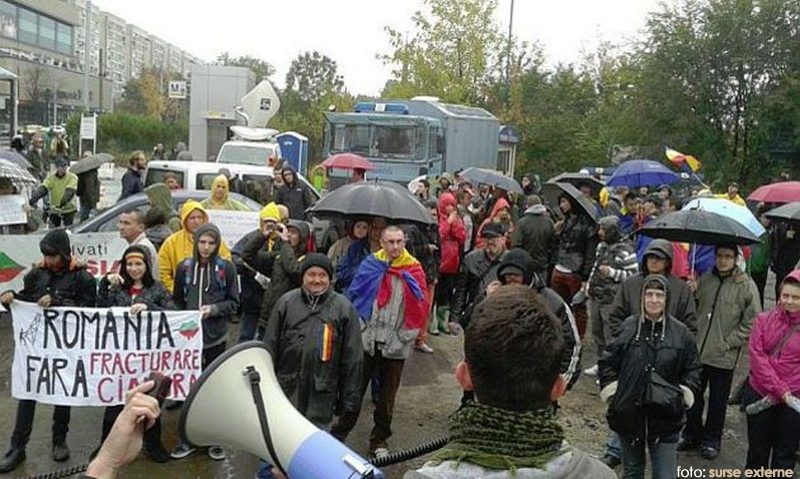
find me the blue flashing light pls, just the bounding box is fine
[353,102,409,114]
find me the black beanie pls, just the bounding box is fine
[301,253,333,279]
[40,229,71,260]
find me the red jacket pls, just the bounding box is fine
[438,192,466,274]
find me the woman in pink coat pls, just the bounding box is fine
[744,269,800,470]
[434,191,466,334]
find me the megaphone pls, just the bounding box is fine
[179,342,383,479]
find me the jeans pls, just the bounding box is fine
[48,211,75,228]
[606,430,622,459]
[10,400,71,449]
[684,365,734,449]
[620,435,678,479]
[78,201,94,222]
[237,312,260,343]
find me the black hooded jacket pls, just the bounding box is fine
[609,239,697,335]
[97,245,175,310]
[242,220,311,329]
[12,229,96,307]
[173,224,240,348]
[497,248,582,389]
[598,274,701,442]
[275,166,315,220]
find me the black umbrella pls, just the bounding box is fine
[308,180,434,225]
[0,150,32,169]
[461,167,523,195]
[638,210,760,245]
[548,173,604,197]
[70,152,114,174]
[765,202,800,223]
[541,181,598,223]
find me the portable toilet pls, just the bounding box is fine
[276,132,309,176]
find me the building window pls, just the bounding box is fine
[38,16,55,50]
[0,1,16,39]
[56,23,71,54]
[18,8,35,44]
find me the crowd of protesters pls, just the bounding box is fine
[3,162,800,479]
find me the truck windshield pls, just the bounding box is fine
[328,123,423,160]
[217,144,276,166]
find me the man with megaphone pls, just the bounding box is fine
[255,253,364,479]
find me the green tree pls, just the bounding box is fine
[380,0,502,103]
[285,51,345,104]
[215,52,276,82]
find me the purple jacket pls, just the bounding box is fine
[748,305,800,402]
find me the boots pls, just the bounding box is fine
[428,305,440,335]
[437,306,451,334]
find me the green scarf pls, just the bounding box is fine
[431,402,565,472]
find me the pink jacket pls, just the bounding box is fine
[437,192,466,274]
[748,305,800,402]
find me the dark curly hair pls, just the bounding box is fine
[465,285,565,412]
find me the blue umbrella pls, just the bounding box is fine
[682,197,765,237]
[606,159,680,188]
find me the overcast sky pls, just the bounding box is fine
[90,0,663,96]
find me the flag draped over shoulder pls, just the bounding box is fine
[347,249,428,330]
[665,147,702,173]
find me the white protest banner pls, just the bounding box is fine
[206,210,259,249]
[10,301,203,406]
[0,231,128,292]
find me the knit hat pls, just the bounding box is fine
[145,183,174,214]
[40,229,71,262]
[259,202,281,222]
[301,253,333,279]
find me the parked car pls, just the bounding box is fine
[71,190,262,234]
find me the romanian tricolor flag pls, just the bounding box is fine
[319,323,334,362]
[665,147,702,173]
[346,248,429,331]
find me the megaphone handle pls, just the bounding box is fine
[244,365,287,476]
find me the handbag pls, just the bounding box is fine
[729,321,800,405]
[643,369,684,419]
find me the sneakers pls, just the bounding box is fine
[584,364,599,377]
[415,342,434,354]
[170,442,197,460]
[52,442,70,462]
[701,446,720,460]
[601,453,621,468]
[0,448,25,473]
[371,447,389,460]
[208,445,226,461]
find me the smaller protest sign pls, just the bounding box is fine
[206,210,259,249]
[0,194,27,225]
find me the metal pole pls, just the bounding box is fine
[99,48,103,112]
[52,78,57,125]
[83,1,91,109]
[505,0,514,106]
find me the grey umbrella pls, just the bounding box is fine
[461,167,524,195]
[541,181,599,223]
[69,152,114,174]
[0,159,37,186]
[309,180,434,225]
[0,150,32,169]
[548,173,604,197]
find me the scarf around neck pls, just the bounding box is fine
[432,402,565,472]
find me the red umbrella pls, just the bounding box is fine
[748,181,800,204]
[322,153,375,171]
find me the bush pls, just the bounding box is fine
[66,112,188,164]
